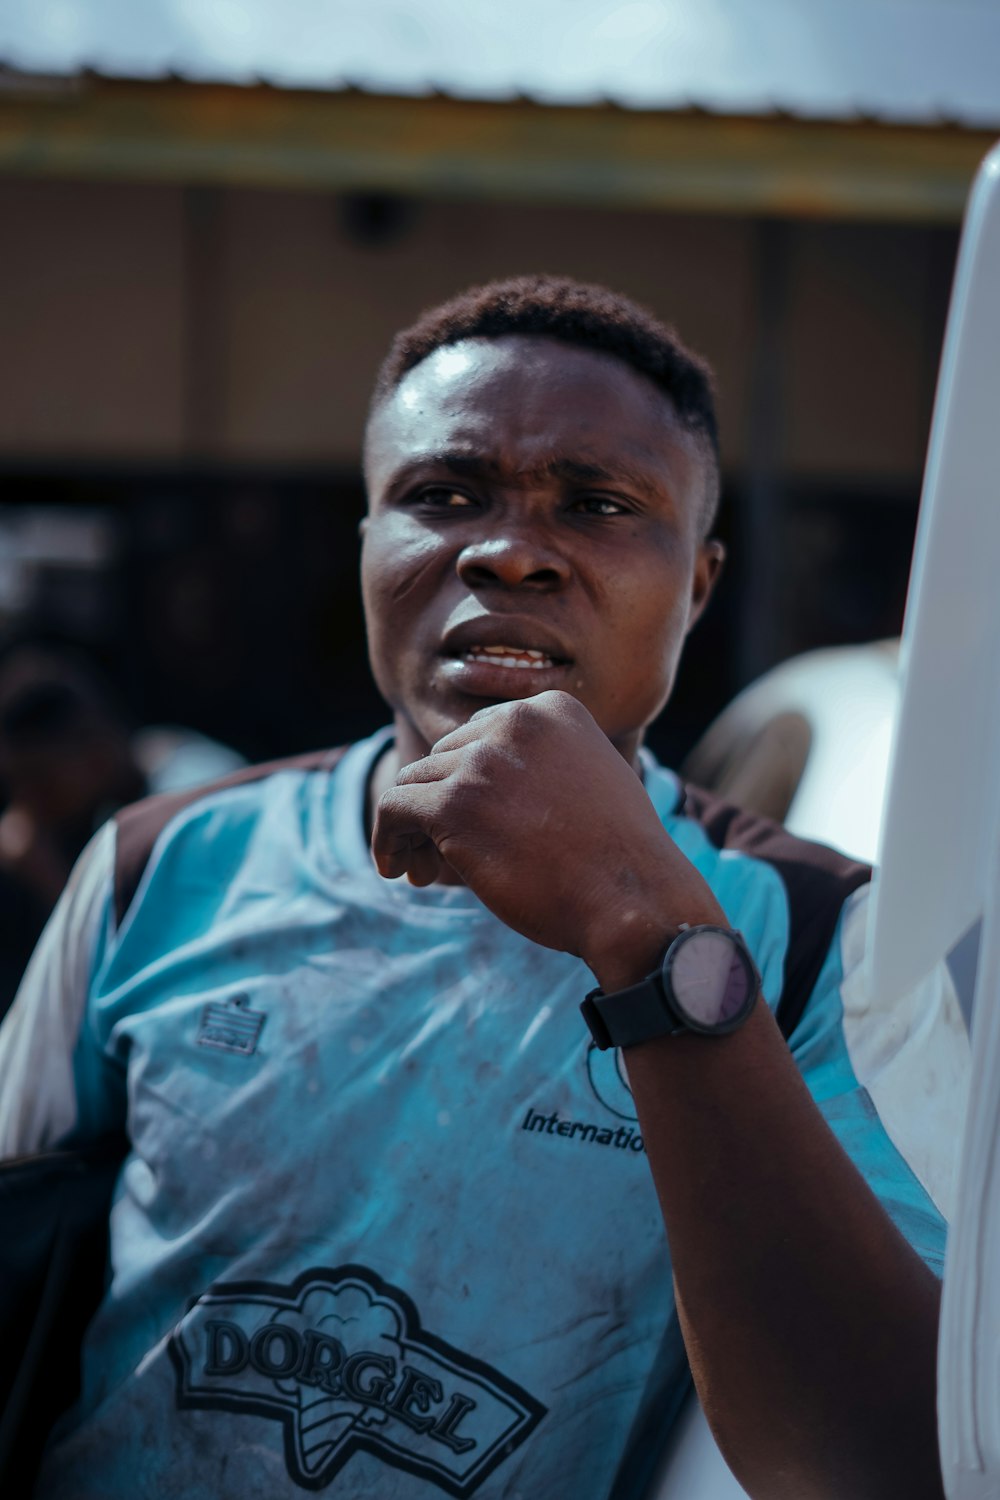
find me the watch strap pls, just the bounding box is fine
[580,975,685,1052]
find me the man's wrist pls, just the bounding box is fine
[583,893,728,995]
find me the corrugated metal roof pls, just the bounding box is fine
[1,0,999,127]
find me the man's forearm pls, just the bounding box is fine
[621,1000,944,1500]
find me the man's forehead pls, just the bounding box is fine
[385,333,675,416]
[366,334,699,476]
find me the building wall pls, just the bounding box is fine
[0,178,955,483]
[1,180,186,457]
[0,176,958,769]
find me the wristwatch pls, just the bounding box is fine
[580,924,760,1050]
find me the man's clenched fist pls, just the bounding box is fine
[371,691,725,988]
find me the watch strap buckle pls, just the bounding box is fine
[580,989,615,1051]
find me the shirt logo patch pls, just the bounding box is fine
[196,993,266,1056]
[168,1264,546,1496]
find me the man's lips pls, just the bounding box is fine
[439,619,573,669]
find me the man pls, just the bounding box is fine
[0,276,967,1499]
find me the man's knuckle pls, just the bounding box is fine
[463,740,497,779]
[395,758,427,786]
[503,699,543,741]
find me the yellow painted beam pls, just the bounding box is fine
[0,76,994,222]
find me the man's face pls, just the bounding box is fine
[361,334,722,769]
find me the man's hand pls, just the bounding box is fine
[371,690,725,983]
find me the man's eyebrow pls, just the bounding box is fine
[543,457,655,494]
[404,451,660,495]
[420,452,502,479]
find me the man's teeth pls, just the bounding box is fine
[464,645,556,669]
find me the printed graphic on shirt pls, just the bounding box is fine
[196,993,267,1055]
[520,1044,644,1152]
[168,1264,546,1496]
[585,1043,637,1122]
[519,1106,645,1153]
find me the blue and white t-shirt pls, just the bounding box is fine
[0,730,970,1499]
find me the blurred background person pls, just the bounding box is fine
[0,643,244,1015]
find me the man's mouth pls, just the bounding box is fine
[459,644,561,671]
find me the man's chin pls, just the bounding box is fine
[390,683,550,758]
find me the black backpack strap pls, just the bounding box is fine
[0,1133,128,1497]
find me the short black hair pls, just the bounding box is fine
[370,273,720,531]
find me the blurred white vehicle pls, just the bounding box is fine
[867,140,1000,1500]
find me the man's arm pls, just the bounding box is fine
[610,986,943,1499]
[372,690,948,1500]
[0,822,118,1157]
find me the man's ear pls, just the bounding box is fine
[686,539,725,635]
[358,515,369,539]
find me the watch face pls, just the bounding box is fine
[665,927,756,1032]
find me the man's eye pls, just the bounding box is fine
[573,495,628,516]
[417,488,477,510]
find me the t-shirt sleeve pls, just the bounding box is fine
[787,883,970,1276]
[0,820,122,1157]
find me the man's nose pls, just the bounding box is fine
[455,530,571,591]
